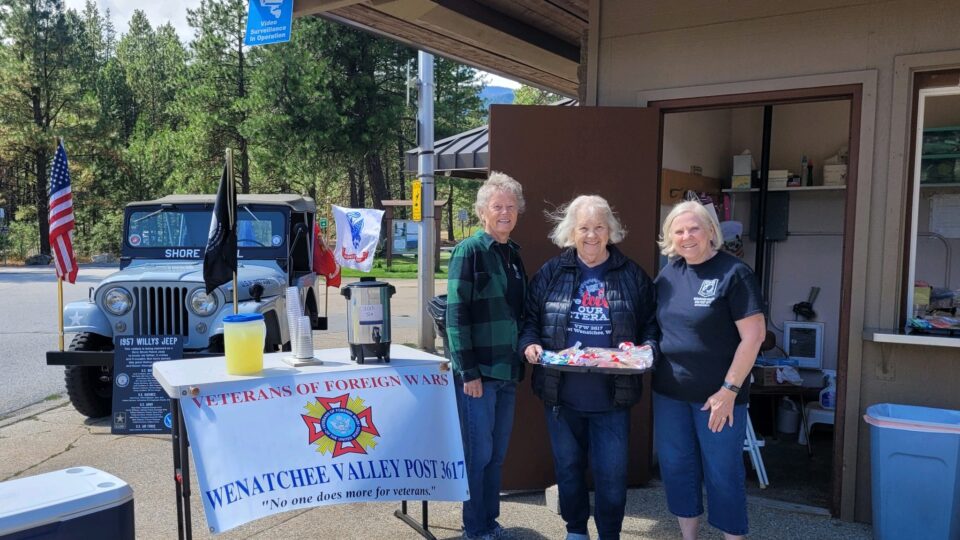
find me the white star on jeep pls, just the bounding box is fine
[68,312,83,326]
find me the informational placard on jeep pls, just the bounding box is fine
[111,335,183,434]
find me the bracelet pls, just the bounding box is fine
[721,381,741,394]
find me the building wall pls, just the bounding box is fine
[662,108,731,178]
[593,0,960,522]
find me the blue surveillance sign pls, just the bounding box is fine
[244,0,293,46]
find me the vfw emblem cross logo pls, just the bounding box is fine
[301,393,380,458]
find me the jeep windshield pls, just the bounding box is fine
[125,206,287,256]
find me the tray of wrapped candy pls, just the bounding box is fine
[539,342,654,374]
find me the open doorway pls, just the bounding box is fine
[653,89,860,513]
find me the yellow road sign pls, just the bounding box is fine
[412,180,422,222]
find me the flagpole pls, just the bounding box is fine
[57,277,65,351]
[227,148,238,315]
[54,136,65,351]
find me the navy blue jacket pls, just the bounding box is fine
[519,245,660,408]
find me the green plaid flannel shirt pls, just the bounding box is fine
[445,230,526,382]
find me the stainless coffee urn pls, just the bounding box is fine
[340,277,396,363]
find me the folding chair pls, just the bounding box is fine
[743,409,768,488]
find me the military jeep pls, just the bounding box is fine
[47,194,325,418]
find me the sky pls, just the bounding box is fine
[63,0,522,89]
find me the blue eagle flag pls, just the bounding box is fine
[203,165,237,294]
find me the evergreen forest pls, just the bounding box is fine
[0,0,505,260]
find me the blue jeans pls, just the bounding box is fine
[455,377,517,538]
[545,405,630,540]
[653,392,749,536]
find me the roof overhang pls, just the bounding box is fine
[293,0,584,96]
[403,98,577,178]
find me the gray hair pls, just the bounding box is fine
[474,171,525,220]
[547,194,626,248]
[658,200,724,258]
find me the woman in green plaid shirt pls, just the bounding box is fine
[446,172,527,540]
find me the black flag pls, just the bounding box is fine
[203,164,236,294]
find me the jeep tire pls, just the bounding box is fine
[64,333,114,418]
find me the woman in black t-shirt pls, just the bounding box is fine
[653,201,766,540]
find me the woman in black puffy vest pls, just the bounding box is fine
[518,195,658,540]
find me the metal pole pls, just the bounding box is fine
[58,277,64,351]
[227,148,238,315]
[755,105,772,299]
[417,51,436,351]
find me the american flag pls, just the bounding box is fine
[49,140,77,284]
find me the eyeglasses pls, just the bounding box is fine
[487,204,517,214]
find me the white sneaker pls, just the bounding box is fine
[565,533,590,540]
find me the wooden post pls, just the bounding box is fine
[384,206,394,269]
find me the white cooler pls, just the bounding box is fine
[0,467,134,539]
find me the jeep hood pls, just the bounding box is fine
[98,262,287,299]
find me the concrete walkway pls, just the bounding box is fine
[0,277,873,539]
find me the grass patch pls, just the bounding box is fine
[340,252,450,280]
[44,394,62,401]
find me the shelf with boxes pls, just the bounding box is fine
[722,185,846,193]
[920,126,960,184]
[919,182,960,189]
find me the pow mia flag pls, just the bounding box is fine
[203,163,237,294]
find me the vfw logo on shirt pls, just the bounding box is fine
[569,278,611,336]
[695,279,719,307]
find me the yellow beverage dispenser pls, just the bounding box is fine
[223,313,266,375]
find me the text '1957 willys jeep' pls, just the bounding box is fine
[46,194,326,418]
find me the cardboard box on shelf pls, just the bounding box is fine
[733,153,754,176]
[731,174,752,189]
[769,177,789,189]
[753,365,800,386]
[823,164,847,186]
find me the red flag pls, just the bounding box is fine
[49,141,77,284]
[313,222,341,288]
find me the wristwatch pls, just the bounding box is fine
[721,381,741,394]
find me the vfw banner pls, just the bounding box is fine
[181,364,466,533]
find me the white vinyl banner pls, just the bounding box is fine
[181,364,467,534]
[332,205,384,272]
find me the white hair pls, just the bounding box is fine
[474,171,525,220]
[547,195,626,248]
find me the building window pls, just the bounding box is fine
[906,76,960,335]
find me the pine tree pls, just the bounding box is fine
[0,0,85,255]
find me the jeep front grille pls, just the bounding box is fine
[132,286,189,336]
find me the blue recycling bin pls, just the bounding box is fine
[865,403,960,540]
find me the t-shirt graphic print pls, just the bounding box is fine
[567,264,612,347]
[695,278,719,306]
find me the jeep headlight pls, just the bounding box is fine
[103,287,133,316]
[189,289,218,316]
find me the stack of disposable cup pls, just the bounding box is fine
[295,315,314,359]
[285,286,302,349]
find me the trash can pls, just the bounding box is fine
[776,396,801,438]
[864,403,960,540]
[428,295,449,358]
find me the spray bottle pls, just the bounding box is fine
[819,372,836,410]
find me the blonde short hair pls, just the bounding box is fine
[474,171,525,221]
[548,195,626,248]
[658,201,724,258]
